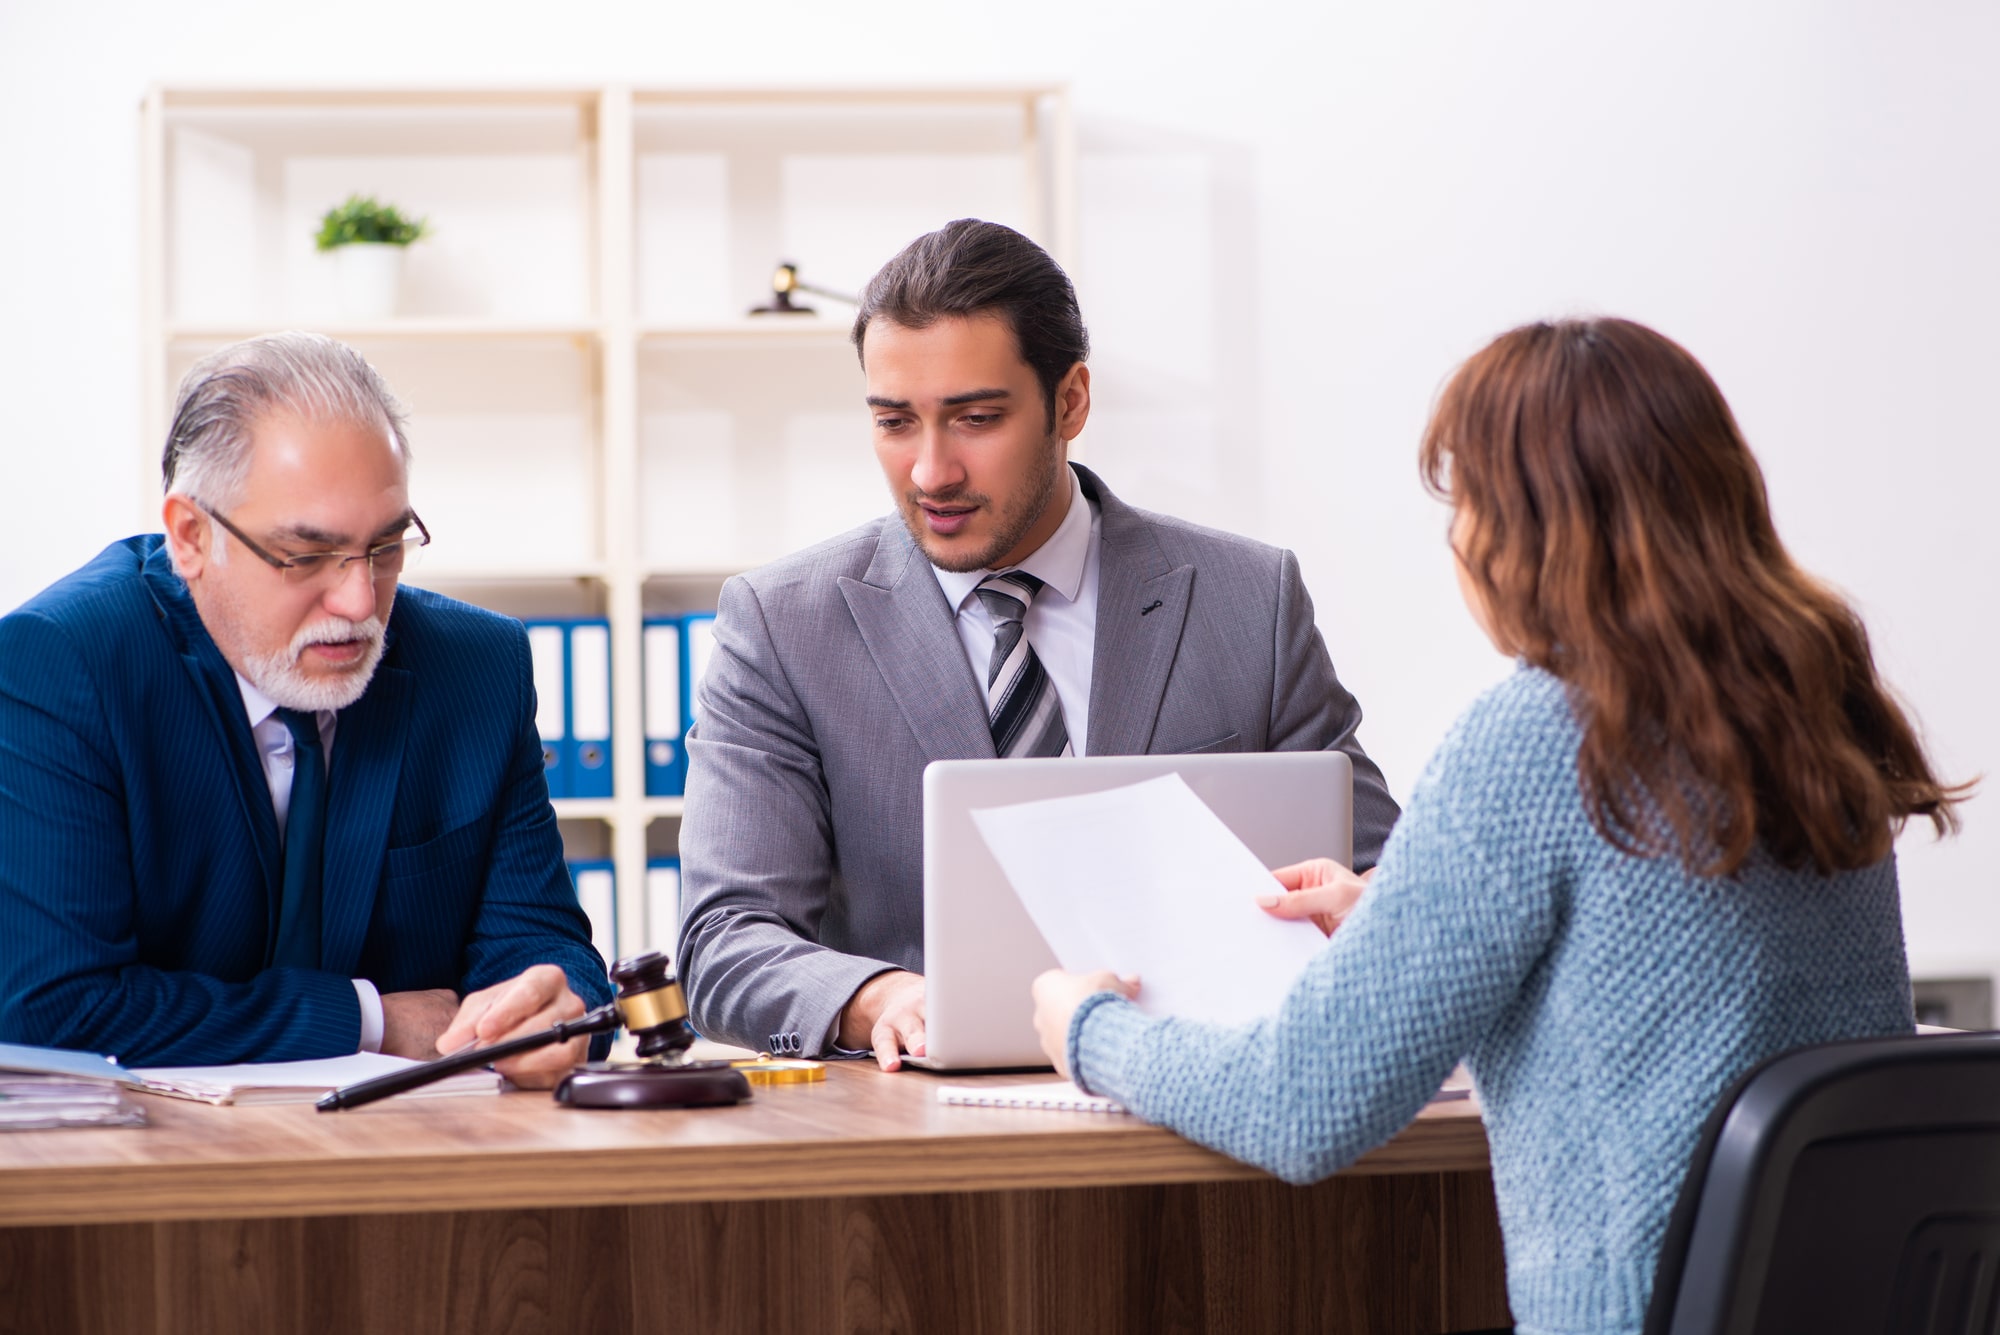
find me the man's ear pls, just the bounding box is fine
[1054,362,1091,443]
[162,494,211,580]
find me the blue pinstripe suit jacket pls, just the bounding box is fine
[0,536,612,1065]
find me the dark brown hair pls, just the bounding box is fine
[851,219,1089,426]
[1420,317,1965,876]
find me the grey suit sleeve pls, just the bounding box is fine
[675,576,899,1054]
[1269,550,1400,869]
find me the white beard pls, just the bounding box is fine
[243,615,387,712]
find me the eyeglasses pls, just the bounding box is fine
[200,504,430,588]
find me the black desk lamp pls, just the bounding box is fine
[748,262,858,316]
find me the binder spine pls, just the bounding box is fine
[566,859,617,972]
[525,622,569,799]
[642,620,686,797]
[645,857,682,955]
[567,620,614,799]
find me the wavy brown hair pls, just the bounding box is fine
[1420,317,1965,876]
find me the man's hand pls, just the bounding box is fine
[379,988,460,1061]
[434,964,589,1090]
[837,970,927,1072]
[1031,969,1140,1079]
[1255,859,1374,936]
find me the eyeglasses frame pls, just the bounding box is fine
[197,503,431,586]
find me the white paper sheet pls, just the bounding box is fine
[970,774,1328,1028]
[133,1052,500,1105]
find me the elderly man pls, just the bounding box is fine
[0,333,611,1080]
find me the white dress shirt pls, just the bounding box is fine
[931,466,1102,754]
[233,674,385,1053]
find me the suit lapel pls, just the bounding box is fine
[1078,466,1196,757]
[142,547,285,938]
[839,521,996,764]
[320,658,410,976]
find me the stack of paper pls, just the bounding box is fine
[0,1076,147,1130]
[133,1052,502,1106]
[0,1042,148,1130]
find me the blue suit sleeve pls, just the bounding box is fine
[0,609,361,1064]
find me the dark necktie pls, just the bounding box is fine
[272,708,326,969]
[974,570,1073,758]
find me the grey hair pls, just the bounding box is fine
[162,331,411,510]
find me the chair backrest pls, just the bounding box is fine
[1644,1031,2000,1335]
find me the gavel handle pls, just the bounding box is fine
[316,1002,622,1111]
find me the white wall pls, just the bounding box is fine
[3,0,1996,987]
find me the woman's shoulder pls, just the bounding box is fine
[1362,666,1586,926]
[1438,664,1581,768]
[1401,666,1587,837]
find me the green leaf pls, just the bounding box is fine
[313,192,431,251]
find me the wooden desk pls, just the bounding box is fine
[0,1067,1510,1334]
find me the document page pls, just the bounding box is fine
[971,774,1328,1028]
[133,1052,501,1105]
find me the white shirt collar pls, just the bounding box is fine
[234,672,335,740]
[934,465,1094,614]
[235,671,281,733]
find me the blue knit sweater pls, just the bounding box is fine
[1068,667,1913,1335]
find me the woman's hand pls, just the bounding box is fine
[1031,968,1140,1079]
[1255,859,1373,936]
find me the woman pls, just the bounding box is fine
[1030,318,1964,1335]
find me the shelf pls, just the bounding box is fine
[639,320,852,345]
[157,86,602,111]
[143,81,1073,963]
[413,563,609,584]
[548,797,685,822]
[168,319,599,343]
[633,84,1063,108]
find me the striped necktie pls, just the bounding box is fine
[975,570,1072,758]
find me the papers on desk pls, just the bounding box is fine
[970,774,1328,1027]
[0,1076,149,1130]
[0,1042,148,1130]
[132,1052,502,1106]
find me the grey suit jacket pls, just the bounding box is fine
[677,465,1399,1055]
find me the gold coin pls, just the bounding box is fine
[731,1056,826,1085]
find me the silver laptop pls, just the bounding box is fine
[909,751,1354,1071]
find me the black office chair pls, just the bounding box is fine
[1644,1030,2000,1335]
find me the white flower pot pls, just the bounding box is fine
[332,243,405,320]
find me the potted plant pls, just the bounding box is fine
[315,194,430,319]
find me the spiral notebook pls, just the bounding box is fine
[934,1080,1127,1114]
[936,1066,1475,1117]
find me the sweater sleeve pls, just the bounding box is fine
[1070,671,1570,1184]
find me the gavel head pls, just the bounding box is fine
[609,952,699,1064]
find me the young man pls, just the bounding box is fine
[678,220,1398,1068]
[0,333,611,1079]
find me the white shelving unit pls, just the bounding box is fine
[139,83,1075,960]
